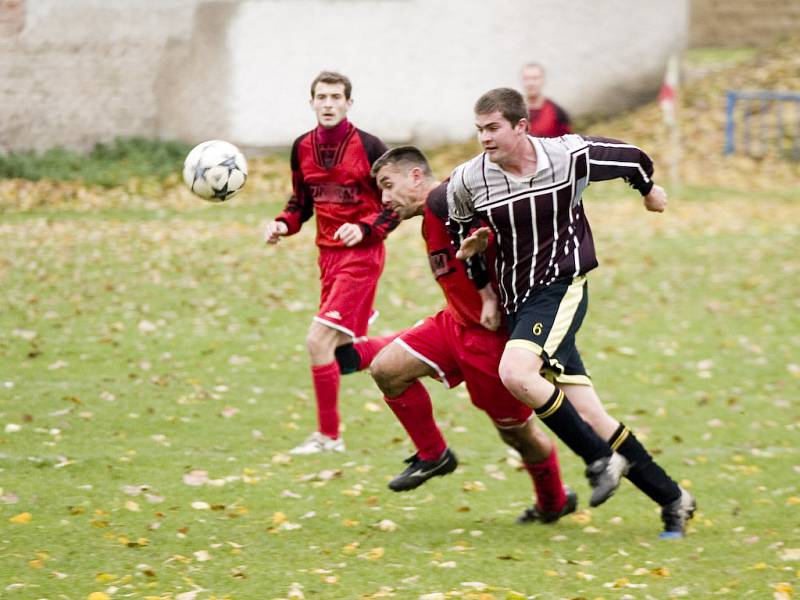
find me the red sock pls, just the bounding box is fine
[311,361,340,439]
[524,446,567,513]
[354,332,405,370]
[385,380,447,460]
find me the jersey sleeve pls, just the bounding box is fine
[585,135,655,195]
[553,101,573,136]
[275,136,314,235]
[356,207,401,244]
[445,166,490,289]
[354,130,399,245]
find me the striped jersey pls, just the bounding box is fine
[447,134,655,315]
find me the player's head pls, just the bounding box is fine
[310,71,353,128]
[371,146,433,219]
[473,88,529,164]
[520,62,546,101]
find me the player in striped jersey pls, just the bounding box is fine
[447,87,695,538]
[351,146,576,523]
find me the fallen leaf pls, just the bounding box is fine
[9,512,32,524]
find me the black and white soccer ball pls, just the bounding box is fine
[183,140,248,202]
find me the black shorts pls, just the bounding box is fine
[506,275,592,386]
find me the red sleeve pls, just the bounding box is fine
[275,136,313,235]
[356,207,401,244]
[354,130,399,245]
[553,101,573,136]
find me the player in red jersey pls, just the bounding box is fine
[355,146,576,523]
[521,63,572,138]
[264,71,400,455]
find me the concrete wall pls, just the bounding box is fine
[0,0,198,152]
[227,0,688,146]
[0,0,688,151]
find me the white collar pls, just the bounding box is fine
[485,135,550,179]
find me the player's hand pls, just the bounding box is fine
[265,220,288,244]
[477,284,501,332]
[455,227,491,260]
[334,223,364,247]
[643,185,667,212]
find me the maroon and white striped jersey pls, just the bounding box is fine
[447,134,655,315]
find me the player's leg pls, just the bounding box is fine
[370,314,461,491]
[292,246,383,454]
[288,319,351,455]
[457,321,574,522]
[498,276,626,507]
[496,422,577,523]
[561,381,695,538]
[335,331,405,374]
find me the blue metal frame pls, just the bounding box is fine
[724,90,800,159]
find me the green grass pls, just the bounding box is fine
[683,47,759,69]
[0,138,192,187]
[0,183,799,599]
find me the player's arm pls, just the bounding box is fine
[477,283,501,332]
[446,166,490,283]
[584,135,666,212]
[358,132,401,245]
[266,138,314,244]
[554,101,573,135]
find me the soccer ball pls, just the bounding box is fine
[183,140,248,202]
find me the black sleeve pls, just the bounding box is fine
[357,129,389,166]
[585,136,655,196]
[430,181,490,289]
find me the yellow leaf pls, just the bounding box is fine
[9,512,32,524]
[753,562,768,570]
[342,542,360,554]
[650,567,670,577]
[29,559,45,569]
[786,496,800,506]
[95,572,116,582]
[363,547,384,561]
[272,512,287,525]
[342,519,359,527]
[544,570,560,577]
[570,511,592,525]
[88,593,111,600]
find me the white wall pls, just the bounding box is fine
[228,0,688,145]
[0,0,687,151]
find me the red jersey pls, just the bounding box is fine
[528,99,572,137]
[276,120,399,248]
[422,183,494,328]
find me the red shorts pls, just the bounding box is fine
[395,310,533,428]
[314,244,385,340]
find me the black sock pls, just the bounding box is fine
[334,343,360,375]
[609,423,681,506]
[535,388,611,465]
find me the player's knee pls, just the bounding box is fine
[369,360,404,397]
[497,426,525,453]
[498,363,531,398]
[305,328,333,359]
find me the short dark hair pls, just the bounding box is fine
[311,71,352,99]
[474,87,528,126]
[521,62,545,74]
[371,146,433,178]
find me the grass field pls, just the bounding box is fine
[1,178,799,600]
